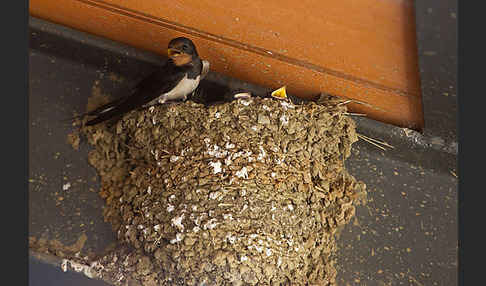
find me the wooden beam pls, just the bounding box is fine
[30,0,424,129]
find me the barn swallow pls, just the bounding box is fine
[220,86,308,105]
[84,37,207,126]
[194,86,283,105]
[222,86,286,102]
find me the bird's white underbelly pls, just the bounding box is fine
[160,74,200,102]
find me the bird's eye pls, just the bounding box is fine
[182,44,189,51]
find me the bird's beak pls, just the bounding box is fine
[271,86,288,99]
[167,48,182,58]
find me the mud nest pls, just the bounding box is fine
[82,95,366,286]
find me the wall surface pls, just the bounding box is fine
[28,13,458,286]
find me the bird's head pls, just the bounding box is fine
[167,37,199,66]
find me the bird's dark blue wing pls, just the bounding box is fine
[85,62,186,126]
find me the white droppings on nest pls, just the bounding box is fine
[62,183,71,191]
[61,259,68,272]
[192,205,198,211]
[193,216,201,226]
[148,106,155,113]
[239,99,252,106]
[242,204,248,211]
[251,126,258,131]
[169,194,176,201]
[240,189,247,196]
[226,233,237,244]
[90,261,104,271]
[147,186,152,194]
[137,224,144,230]
[280,114,289,125]
[208,210,215,217]
[287,204,294,211]
[224,156,233,166]
[170,155,180,162]
[236,167,248,179]
[225,142,235,149]
[203,218,218,230]
[170,233,184,244]
[209,161,222,174]
[223,213,233,220]
[277,257,282,267]
[249,234,258,239]
[266,248,273,257]
[152,116,157,125]
[193,226,200,233]
[214,112,221,119]
[167,204,175,213]
[208,144,227,158]
[60,259,97,278]
[262,105,270,111]
[295,246,300,252]
[209,191,222,200]
[119,197,123,203]
[240,255,248,262]
[72,261,95,277]
[257,145,267,161]
[271,172,277,178]
[171,213,185,231]
[154,224,161,232]
[287,239,294,247]
[255,245,264,253]
[280,101,294,110]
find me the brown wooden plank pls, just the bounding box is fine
[30,0,424,129]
